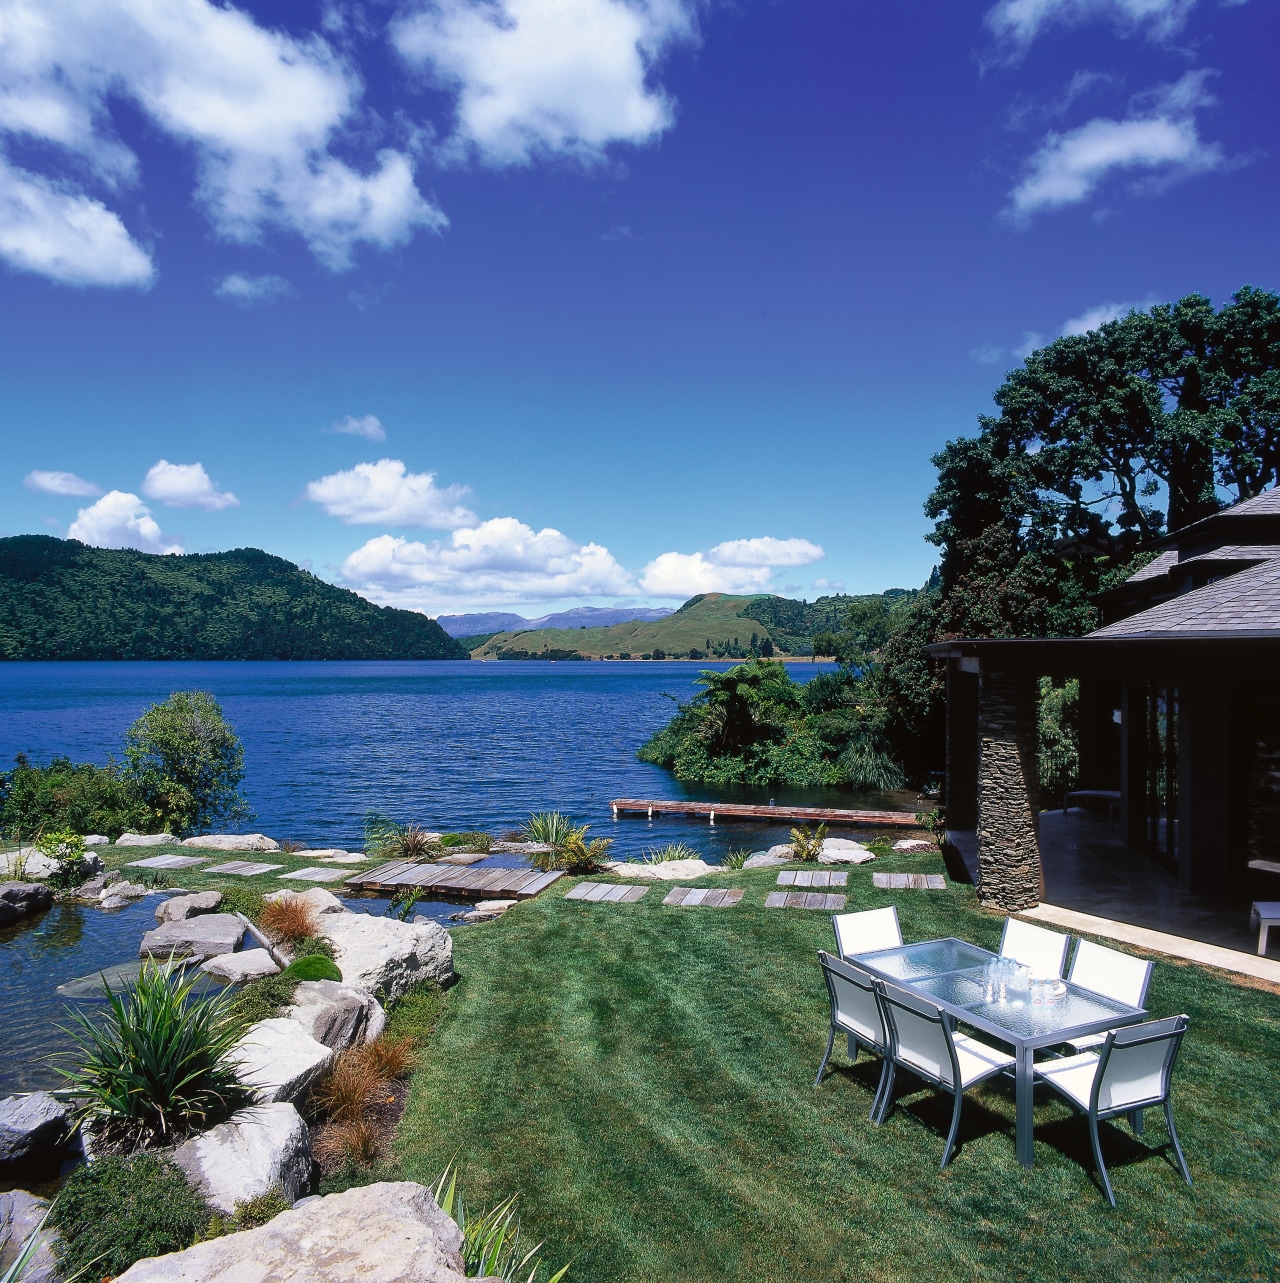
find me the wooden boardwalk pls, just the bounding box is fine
[776,870,847,888]
[565,882,649,903]
[610,798,917,827]
[873,872,946,890]
[345,861,563,900]
[766,891,847,910]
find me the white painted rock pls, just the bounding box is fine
[81,834,111,846]
[115,1181,471,1283]
[0,1189,60,1283]
[202,950,281,983]
[171,1103,311,1215]
[263,887,346,915]
[893,838,935,852]
[287,980,386,1050]
[742,852,789,868]
[231,1019,333,1104]
[0,1093,72,1167]
[181,833,281,852]
[139,914,246,961]
[603,858,718,881]
[320,912,454,1003]
[115,833,175,847]
[818,838,876,865]
[156,890,224,923]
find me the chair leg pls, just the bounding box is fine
[940,1089,963,1168]
[814,1026,836,1087]
[873,1064,896,1126]
[847,1032,859,1062]
[869,1054,891,1122]
[1164,1100,1192,1187]
[1088,1114,1116,1206]
[1129,1108,1145,1137]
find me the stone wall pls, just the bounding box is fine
[976,665,1043,911]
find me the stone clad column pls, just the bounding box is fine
[976,664,1043,910]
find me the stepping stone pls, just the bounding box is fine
[872,872,946,890]
[662,887,744,908]
[564,881,648,903]
[126,854,210,870]
[205,861,285,877]
[776,870,848,888]
[766,891,848,910]
[277,867,349,883]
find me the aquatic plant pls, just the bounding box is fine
[520,812,576,848]
[391,886,423,921]
[432,1164,570,1283]
[365,811,438,860]
[528,826,612,874]
[721,847,752,870]
[639,842,700,864]
[259,895,320,945]
[58,955,249,1147]
[789,823,828,862]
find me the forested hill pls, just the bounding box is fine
[0,537,469,660]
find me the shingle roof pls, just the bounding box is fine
[1091,557,1280,638]
[1179,544,1280,566]
[1126,550,1177,583]
[1221,488,1280,518]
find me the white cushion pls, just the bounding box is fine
[1035,1051,1100,1110]
[952,1033,1014,1088]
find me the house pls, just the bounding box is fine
[926,488,1280,917]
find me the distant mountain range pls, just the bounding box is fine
[437,605,674,638]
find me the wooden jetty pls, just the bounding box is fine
[345,861,563,900]
[609,798,918,827]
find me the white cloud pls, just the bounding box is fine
[638,552,774,598]
[215,273,294,304]
[68,491,183,554]
[340,519,634,609]
[0,0,445,284]
[141,460,239,511]
[707,536,825,568]
[1008,72,1225,220]
[326,414,387,442]
[1062,296,1162,335]
[305,458,476,528]
[0,156,154,287]
[987,0,1198,50]
[24,469,101,497]
[392,0,696,165]
[811,578,846,592]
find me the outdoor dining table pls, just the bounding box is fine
[851,936,1148,1168]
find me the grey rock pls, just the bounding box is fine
[0,1093,71,1167]
[115,833,175,847]
[139,914,245,961]
[742,852,789,869]
[155,890,224,923]
[0,1190,60,1283]
[202,950,281,983]
[0,882,54,926]
[602,858,717,881]
[0,851,101,880]
[458,899,516,922]
[817,838,876,865]
[81,834,111,846]
[310,850,368,864]
[287,980,386,1051]
[262,887,346,915]
[115,1182,472,1283]
[181,833,280,852]
[103,881,150,902]
[171,1104,311,1214]
[230,1019,333,1104]
[893,838,935,853]
[320,911,454,1004]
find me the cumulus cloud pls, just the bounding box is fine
[24,469,101,497]
[141,460,239,511]
[707,536,824,568]
[214,273,294,304]
[326,414,387,442]
[392,0,696,165]
[340,519,634,609]
[639,536,825,598]
[811,577,846,592]
[305,458,476,528]
[0,0,445,284]
[987,0,1199,50]
[68,491,182,554]
[1008,71,1226,220]
[0,157,154,287]
[1062,296,1161,335]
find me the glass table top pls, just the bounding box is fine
[854,938,993,982]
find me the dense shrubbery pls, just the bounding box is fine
[0,753,150,841]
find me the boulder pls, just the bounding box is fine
[115,1181,473,1283]
[202,950,281,983]
[0,1190,60,1283]
[139,914,245,961]
[0,850,102,880]
[742,852,789,869]
[603,858,718,881]
[308,849,367,864]
[287,980,386,1050]
[320,912,454,1003]
[171,1104,311,1214]
[231,1019,333,1104]
[818,838,876,865]
[115,833,175,847]
[0,882,54,926]
[263,887,346,915]
[893,838,935,853]
[459,898,516,922]
[81,834,111,846]
[103,881,150,901]
[0,1093,72,1168]
[181,834,280,852]
[155,890,224,923]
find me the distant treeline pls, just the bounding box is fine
[0,537,469,661]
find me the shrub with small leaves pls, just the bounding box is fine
[789,823,828,862]
[37,829,91,889]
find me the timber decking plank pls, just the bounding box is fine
[205,861,283,876]
[610,798,915,827]
[516,871,563,897]
[766,891,848,910]
[775,870,848,889]
[872,872,947,890]
[584,883,614,901]
[621,884,649,902]
[278,867,348,882]
[126,854,209,870]
[663,886,743,908]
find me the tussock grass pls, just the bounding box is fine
[259,896,319,944]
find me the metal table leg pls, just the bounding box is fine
[1016,1044,1035,1167]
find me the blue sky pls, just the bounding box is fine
[2,0,1277,616]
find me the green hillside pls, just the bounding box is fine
[0,536,469,660]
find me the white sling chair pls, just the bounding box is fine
[815,950,892,1119]
[1034,1014,1191,1205]
[1000,917,1070,979]
[1063,939,1155,1052]
[832,906,902,960]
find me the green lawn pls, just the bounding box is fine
[383,852,1280,1283]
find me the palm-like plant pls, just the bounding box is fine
[365,812,438,860]
[639,842,700,864]
[789,822,828,862]
[57,956,249,1148]
[519,812,576,848]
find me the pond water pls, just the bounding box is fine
[0,660,918,1098]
